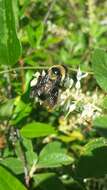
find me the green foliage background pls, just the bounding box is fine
[1,0,107,190]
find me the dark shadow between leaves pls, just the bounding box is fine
[74,146,107,179]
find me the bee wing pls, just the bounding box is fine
[47,88,59,108]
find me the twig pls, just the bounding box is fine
[29,162,38,178]
[19,59,25,93]
[43,0,57,24]
[87,0,96,49]
[3,66,12,98]
[0,66,94,75]
[16,129,30,187]
[0,66,48,74]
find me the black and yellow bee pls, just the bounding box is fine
[30,65,67,109]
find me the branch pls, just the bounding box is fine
[43,0,57,24]
[16,129,30,187]
[0,66,94,75]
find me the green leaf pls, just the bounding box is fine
[15,138,38,171]
[0,99,14,119]
[93,115,107,129]
[24,70,33,92]
[27,22,44,48]
[11,98,32,124]
[22,138,38,168]
[0,166,27,190]
[33,173,66,190]
[102,96,107,109]
[93,116,107,137]
[12,0,19,28]
[75,137,107,178]
[45,36,63,48]
[81,137,107,155]
[35,22,44,48]
[92,49,107,92]
[0,0,21,65]
[0,157,24,174]
[20,122,56,138]
[37,141,74,168]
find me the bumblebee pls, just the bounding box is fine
[30,65,67,109]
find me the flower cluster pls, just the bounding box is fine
[31,68,103,133]
[57,68,103,133]
[47,20,68,37]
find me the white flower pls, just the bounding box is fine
[69,79,74,88]
[33,72,40,78]
[75,68,88,90]
[35,97,39,102]
[81,103,94,118]
[30,72,40,87]
[64,77,74,89]
[76,68,82,81]
[30,78,38,87]
[65,103,76,118]
[42,70,46,76]
[75,80,81,90]
[77,68,88,80]
[81,103,102,119]
[69,104,76,112]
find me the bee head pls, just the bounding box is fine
[48,65,67,82]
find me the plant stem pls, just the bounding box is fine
[43,0,57,24]
[0,66,94,75]
[4,66,12,98]
[87,0,96,48]
[29,162,37,178]
[16,129,30,187]
[19,59,25,93]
